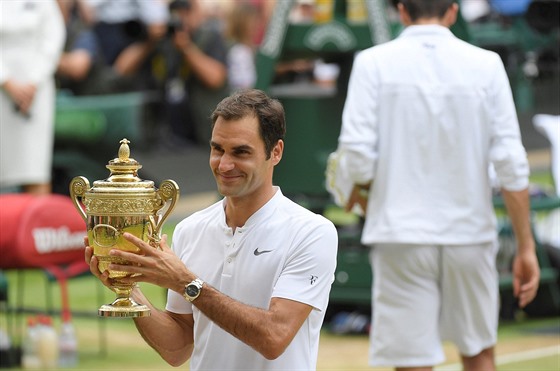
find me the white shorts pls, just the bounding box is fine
[368,242,499,367]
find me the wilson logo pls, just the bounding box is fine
[32,227,86,254]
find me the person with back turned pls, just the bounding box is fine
[331,1,540,370]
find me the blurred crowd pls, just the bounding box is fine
[0,0,279,195]
[53,0,338,149]
[55,0,274,148]
[0,0,353,196]
[1,0,558,197]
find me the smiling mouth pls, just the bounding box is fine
[217,173,242,182]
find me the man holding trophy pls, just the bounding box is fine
[85,89,338,370]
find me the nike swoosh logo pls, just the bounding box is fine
[254,248,273,256]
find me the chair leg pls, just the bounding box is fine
[97,280,108,356]
[15,270,25,345]
[44,274,54,316]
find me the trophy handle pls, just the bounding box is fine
[154,179,180,236]
[69,176,90,223]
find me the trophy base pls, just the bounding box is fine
[98,297,151,318]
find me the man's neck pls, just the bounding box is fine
[411,18,447,26]
[224,187,277,231]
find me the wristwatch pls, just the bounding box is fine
[183,278,204,302]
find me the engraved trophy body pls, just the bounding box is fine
[69,139,179,317]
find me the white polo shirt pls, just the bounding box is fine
[338,25,529,246]
[166,187,338,370]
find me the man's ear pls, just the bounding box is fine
[271,140,283,166]
[443,3,459,27]
[397,3,412,26]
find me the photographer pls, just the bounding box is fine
[82,0,169,90]
[152,0,229,148]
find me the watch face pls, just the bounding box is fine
[186,284,199,297]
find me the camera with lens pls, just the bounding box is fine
[123,19,148,41]
[167,15,184,37]
[167,0,191,36]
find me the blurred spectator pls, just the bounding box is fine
[82,0,169,91]
[225,3,260,91]
[151,0,228,147]
[247,0,276,46]
[313,59,340,88]
[273,59,316,85]
[0,0,66,195]
[460,0,491,23]
[289,0,315,24]
[55,0,123,95]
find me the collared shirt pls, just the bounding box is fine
[338,25,529,245]
[166,187,338,370]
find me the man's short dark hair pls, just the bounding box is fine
[211,89,286,160]
[399,0,455,21]
[169,0,191,11]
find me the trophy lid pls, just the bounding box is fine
[90,138,155,193]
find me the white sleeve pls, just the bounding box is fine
[166,289,193,314]
[338,50,379,185]
[271,220,338,312]
[165,233,193,314]
[487,53,530,191]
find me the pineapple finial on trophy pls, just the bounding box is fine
[118,138,131,162]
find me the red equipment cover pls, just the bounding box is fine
[0,194,87,269]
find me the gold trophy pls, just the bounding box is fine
[69,139,179,317]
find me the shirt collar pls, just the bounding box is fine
[242,187,282,228]
[398,24,455,39]
[220,187,282,230]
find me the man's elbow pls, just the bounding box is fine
[206,71,227,90]
[165,356,187,368]
[260,346,286,361]
[159,346,192,367]
[58,51,92,81]
[257,335,291,360]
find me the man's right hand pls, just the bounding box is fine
[512,247,540,308]
[84,237,113,291]
[345,183,371,214]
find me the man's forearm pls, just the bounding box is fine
[132,287,194,366]
[500,187,535,253]
[113,42,155,76]
[501,187,541,307]
[191,283,310,360]
[182,45,227,89]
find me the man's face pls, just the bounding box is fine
[209,115,282,200]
